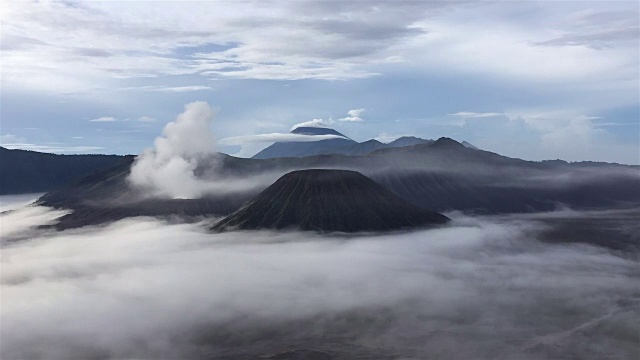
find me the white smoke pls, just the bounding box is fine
[128,102,222,199]
[128,101,279,199]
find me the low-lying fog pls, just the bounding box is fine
[1,198,638,359]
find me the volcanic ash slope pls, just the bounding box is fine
[213,169,450,233]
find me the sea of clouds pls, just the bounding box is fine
[1,199,638,359]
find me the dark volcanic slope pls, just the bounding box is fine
[213,169,449,233]
[36,157,256,230]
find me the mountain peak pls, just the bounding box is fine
[430,137,465,149]
[290,127,347,138]
[392,136,421,142]
[388,136,432,147]
[212,169,449,233]
[253,127,355,159]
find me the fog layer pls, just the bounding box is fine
[1,205,638,359]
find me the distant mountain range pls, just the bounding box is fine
[33,133,640,231]
[252,126,456,158]
[0,127,479,197]
[0,147,126,195]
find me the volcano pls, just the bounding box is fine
[212,169,450,233]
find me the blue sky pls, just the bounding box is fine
[1,0,638,164]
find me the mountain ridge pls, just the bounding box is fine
[33,137,640,230]
[0,146,126,195]
[253,127,438,159]
[252,127,356,159]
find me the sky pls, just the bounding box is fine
[1,0,638,164]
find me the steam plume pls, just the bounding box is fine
[128,102,218,199]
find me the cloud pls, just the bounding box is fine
[0,144,104,153]
[89,116,117,122]
[0,134,104,154]
[533,10,639,50]
[0,194,46,213]
[121,85,213,93]
[339,108,365,122]
[0,205,70,239]
[539,117,609,156]
[290,118,334,130]
[450,110,640,164]
[0,133,26,144]
[1,0,637,100]
[1,204,638,359]
[374,133,409,143]
[219,133,347,145]
[533,27,639,50]
[137,116,156,122]
[449,111,503,118]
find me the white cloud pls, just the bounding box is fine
[0,134,27,144]
[121,85,213,93]
[0,194,45,213]
[137,116,156,122]
[449,112,503,118]
[374,133,408,143]
[89,116,117,122]
[290,118,334,130]
[1,0,636,108]
[339,108,365,122]
[397,8,638,108]
[0,143,104,153]
[2,133,103,153]
[456,109,639,164]
[219,133,346,145]
[0,205,70,238]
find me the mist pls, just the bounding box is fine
[1,203,638,359]
[0,193,44,212]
